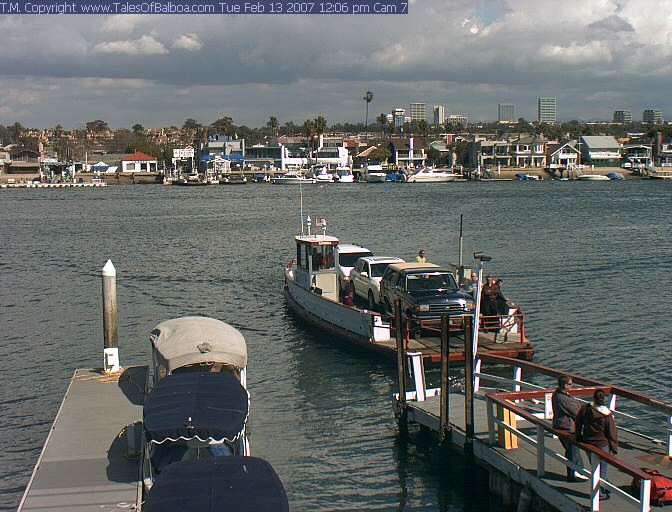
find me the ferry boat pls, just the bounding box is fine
[283,218,534,363]
[406,167,460,183]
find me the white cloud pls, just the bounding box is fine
[92,35,168,55]
[539,41,613,65]
[172,33,202,51]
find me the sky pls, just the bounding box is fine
[1,0,671,129]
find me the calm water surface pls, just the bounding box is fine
[0,181,670,510]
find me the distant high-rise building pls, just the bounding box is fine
[498,103,515,123]
[392,108,406,128]
[447,114,468,128]
[537,97,557,123]
[433,105,446,126]
[613,110,632,123]
[643,109,662,124]
[410,103,427,122]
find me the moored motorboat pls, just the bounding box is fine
[576,173,610,181]
[272,171,316,184]
[406,167,460,183]
[363,163,387,183]
[220,173,248,184]
[336,166,355,183]
[648,169,672,179]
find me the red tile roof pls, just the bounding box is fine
[122,151,156,161]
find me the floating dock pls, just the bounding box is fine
[18,367,147,512]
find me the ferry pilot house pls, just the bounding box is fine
[295,237,338,299]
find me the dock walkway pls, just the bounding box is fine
[398,351,672,512]
[18,367,147,512]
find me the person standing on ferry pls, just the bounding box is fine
[415,250,427,263]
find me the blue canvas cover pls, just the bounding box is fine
[144,372,249,443]
[143,457,289,512]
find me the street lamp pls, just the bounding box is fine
[471,252,492,358]
[363,91,373,141]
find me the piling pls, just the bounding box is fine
[102,259,120,373]
[439,314,450,442]
[464,318,475,453]
[394,298,407,432]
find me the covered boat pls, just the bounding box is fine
[150,316,247,385]
[142,371,250,490]
[143,457,289,512]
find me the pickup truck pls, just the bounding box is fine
[378,263,474,320]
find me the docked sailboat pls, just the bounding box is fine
[272,170,317,184]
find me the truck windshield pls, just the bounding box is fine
[406,273,457,291]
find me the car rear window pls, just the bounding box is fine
[406,272,457,291]
[370,262,392,278]
[339,252,373,267]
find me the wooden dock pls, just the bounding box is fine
[18,367,147,512]
[396,351,672,512]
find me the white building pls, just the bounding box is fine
[121,151,158,173]
[433,105,446,126]
[410,103,427,122]
[537,97,557,124]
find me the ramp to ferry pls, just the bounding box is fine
[19,367,147,512]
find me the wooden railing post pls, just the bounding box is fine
[487,397,496,446]
[408,352,426,401]
[590,454,601,511]
[395,298,407,431]
[536,425,545,477]
[439,314,450,440]
[474,357,481,392]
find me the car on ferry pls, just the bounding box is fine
[378,263,474,321]
[349,256,405,310]
[334,243,373,294]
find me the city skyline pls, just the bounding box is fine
[1,0,671,128]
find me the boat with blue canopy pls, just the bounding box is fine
[143,457,289,512]
[142,371,250,490]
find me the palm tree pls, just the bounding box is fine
[314,115,327,135]
[267,116,279,137]
[363,91,373,139]
[376,114,387,138]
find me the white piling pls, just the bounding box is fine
[102,260,120,373]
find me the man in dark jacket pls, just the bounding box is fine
[576,389,618,499]
[552,375,586,481]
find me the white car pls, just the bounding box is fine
[349,256,405,310]
[334,244,373,294]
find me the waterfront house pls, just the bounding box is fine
[468,139,513,169]
[546,141,580,170]
[205,134,245,165]
[579,136,622,167]
[512,136,547,167]
[121,151,158,173]
[387,137,426,168]
[659,139,672,167]
[621,142,652,171]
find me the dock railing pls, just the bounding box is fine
[473,355,672,512]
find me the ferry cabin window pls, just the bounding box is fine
[312,245,335,270]
[296,244,302,268]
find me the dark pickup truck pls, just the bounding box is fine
[379,263,474,320]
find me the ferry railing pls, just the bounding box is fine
[486,389,653,512]
[475,354,672,457]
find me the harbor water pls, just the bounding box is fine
[1,180,670,511]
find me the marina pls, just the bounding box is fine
[2,182,671,511]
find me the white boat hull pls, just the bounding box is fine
[272,176,317,184]
[284,267,390,344]
[407,174,458,183]
[365,173,387,183]
[577,174,610,181]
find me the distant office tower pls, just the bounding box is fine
[410,103,427,122]
[613,110,632,123]
[498,103,515,123]
[537,97,557,123]
[643,109,662,124]
[433,105,446,126]
[393,108,406,128]
[447,114,468,128]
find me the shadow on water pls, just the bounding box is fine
[393,427,502,512]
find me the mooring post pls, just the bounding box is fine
[464,318,475,454]
[395,298,407,432]
[440,314,450,442]
[102,260,120,373]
